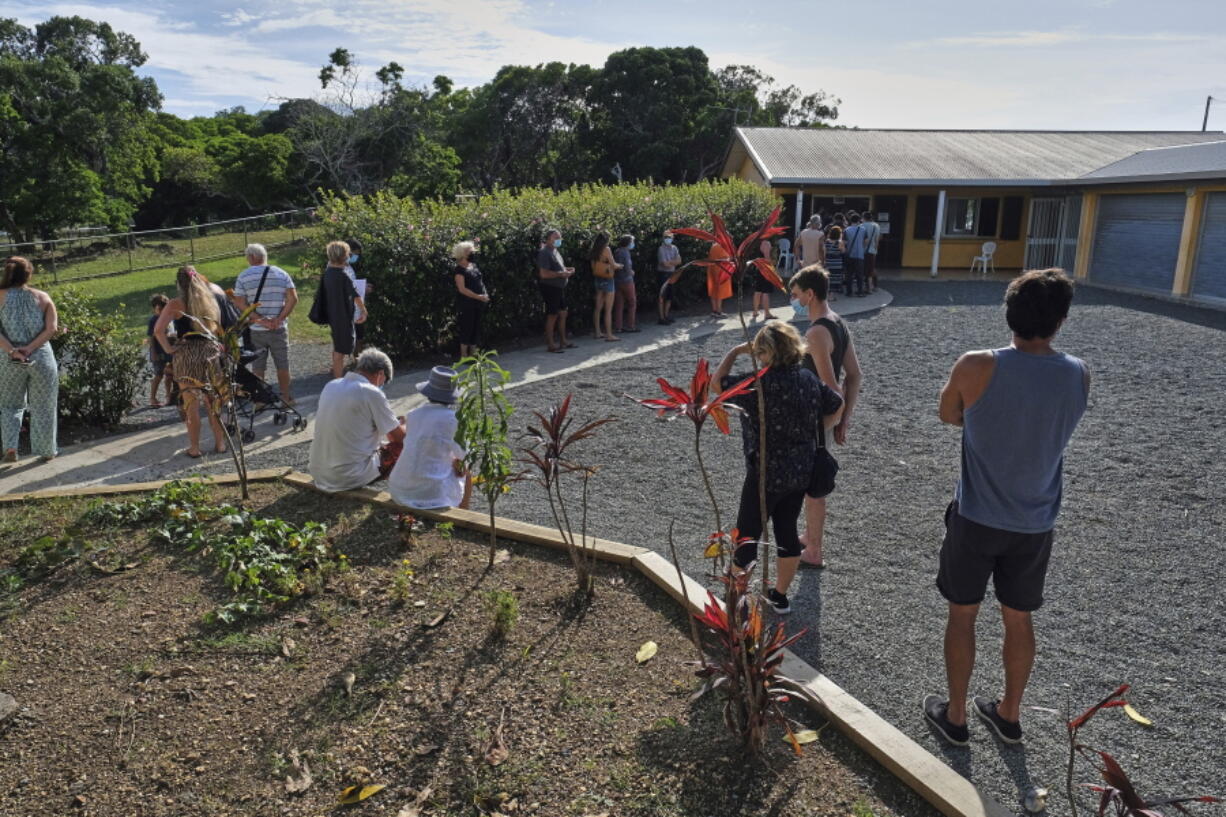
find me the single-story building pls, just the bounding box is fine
[721,128,1226,305]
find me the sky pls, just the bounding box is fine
[9,0,1226,132]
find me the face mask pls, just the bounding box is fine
[469,252,478,261]
[663,237,673,245]
[790,297,807,316]
[348,254,359,265]
[553,238,562,248]
[629,242,636,250]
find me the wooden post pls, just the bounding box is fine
[48,240,58,284]
[1172,187,1205,296]
[189,224,196,264]
[1073,193,1099,280]
[127,233,134,273]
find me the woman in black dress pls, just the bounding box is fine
[452,240,489,357]
[323,240,367,379]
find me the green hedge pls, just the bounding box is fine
[315,180,780,358]
[50,287,146,426]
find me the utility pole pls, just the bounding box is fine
[1203,96,1216,132]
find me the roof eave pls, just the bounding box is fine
[1072,170,1226,186]
[767,178,1056,187]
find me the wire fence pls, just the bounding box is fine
[0,209,320,284]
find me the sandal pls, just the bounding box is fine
[564,342,577,349]
[185,449,204,459]
[605,336,621,342]
[799,556,826,569]
[149,400,164,408]
[547,347,564,354]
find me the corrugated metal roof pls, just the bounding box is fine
[1080,139,1226,181]
[728,128,1226,185]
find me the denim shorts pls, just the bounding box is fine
[595,278,615,293]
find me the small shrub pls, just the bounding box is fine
[435,521,454,540]
[390,558,415,603]
[455,351,515,567]
[485,589,519,638]
[49,286,146,426]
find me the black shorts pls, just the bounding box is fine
[330,322,355,355]
[753,273,776,294]
[936,501,1053,612]
[539,283,566,315]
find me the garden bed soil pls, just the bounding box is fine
[0,480,932,817]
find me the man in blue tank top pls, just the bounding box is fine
[923,269,1089,747]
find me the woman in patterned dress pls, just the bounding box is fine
[0,256,59,462]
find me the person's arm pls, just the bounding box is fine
[819,380,845,429]
[608,247,622,271]
[938,351,996,427]
[8,293,58,359]
[455,272,488,301]
[276,286,298,325]
[833,337,862,445]
[154,299,177,355]
[712,341,752,396]
[387,422,406,444]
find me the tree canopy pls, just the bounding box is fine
[1,17,841,237]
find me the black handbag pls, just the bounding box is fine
[807,418,839,499]
[241,265,271,349]
[308,274,329,325]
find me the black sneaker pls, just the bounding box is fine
[922,695,970,746]
[973,696,1023,744]
[764,588,791,614]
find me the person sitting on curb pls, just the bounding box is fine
[388,366,473,510]
[308,347,405,493]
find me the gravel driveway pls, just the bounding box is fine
[170,281,1226,814]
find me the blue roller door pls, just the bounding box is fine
[1090,193,1184,293]
[1192,192,1226,302]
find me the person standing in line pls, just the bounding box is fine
[146,294,174,407]
[656,230,681,325]
[713,320,843,614]
[751,237,776,321]
[537,228,575,353]
[823,225,845,294]
[861,211,881,294]
[612,234,639,334]
[923,269,1089,747]
[452,240,489,358]
[842,213,869,297]
[154,266,230,458]
[706,243,733,318]
[0,256,58,463]
[321,240,367,379]
[796,215,826,273]
[343,237,372,354]
[233,243,298,405]
[788,266,863,568]
[589,232,620,342]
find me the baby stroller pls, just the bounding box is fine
[223,349,306,442]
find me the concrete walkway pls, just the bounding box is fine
[0,291,891,495]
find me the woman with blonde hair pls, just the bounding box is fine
[713,319,844,614]
[322,240,367,378]
[452,240,489,358]
[154,265,229,457]
[0,256,59,462]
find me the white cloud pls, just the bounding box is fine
[220,8,259,26]
[928,28,1212,48]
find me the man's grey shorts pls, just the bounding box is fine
[248,327,290,372]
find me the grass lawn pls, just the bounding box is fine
[45,243,332,346]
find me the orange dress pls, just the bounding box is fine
[706,244,733,299]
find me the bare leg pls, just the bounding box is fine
[944,602,980,726]
[330,351,346,379]
[204,394,227,453]
[276,368,293,403]
[459,472,473,509]
[998,605,1035,723]
[776,555,800,596]
[593,296,603,339]
[544,314,558,350]
[800,495,826,564]
[558,309,569,345]
[182,390,203,455]
[150,376,163,405]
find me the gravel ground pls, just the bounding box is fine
[168,282,1226,814]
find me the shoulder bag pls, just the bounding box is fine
[308,270,330,325]
[807,413,840,499]
[241,265,272,349]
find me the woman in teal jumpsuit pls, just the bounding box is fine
[0,256,59,462]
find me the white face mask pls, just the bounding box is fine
[663,237,673,245]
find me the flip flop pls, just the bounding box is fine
[185,449,204,459]
[564,342,577,348]
[547,347,564,354]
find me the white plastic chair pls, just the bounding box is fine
[970,241,997,276]
[776,237,794,275]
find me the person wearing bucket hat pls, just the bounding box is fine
[388,366,473,510]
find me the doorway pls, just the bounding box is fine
[871,195,907,267]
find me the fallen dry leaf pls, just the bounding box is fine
[281,637,296,658]
[485,707,509,766]
[493,549,511,564]
[338,783,385,804]
[284,748,313,794]
[396,784,433,817]
[1123,703,1153,727]
[789,729,821,745]
[635,641,658,664]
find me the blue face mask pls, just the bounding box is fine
[629,241,636,250]
[663,237,673,245]
[348,254,359,265]
[790,297,808,317]
[552,238,562,248]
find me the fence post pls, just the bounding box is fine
[190,223,196,264]
[289,213,296,244]
[243,218,249,255]
[127,233,134,274]
[49,240,58,285]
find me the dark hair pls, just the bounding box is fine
[150,293,169,309]
[862,210,875,222]
[847,212,861,224]
[589,232,610,262]
[833,211,846,225]
[826,225,843,242]
[616,234,633,248]
[1005,268,1074,340]
[544,228,561,241]
[345,237,363,254]
[2,256,33,289]
[790,265,830,301]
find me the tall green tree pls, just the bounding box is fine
[0,16,161,244]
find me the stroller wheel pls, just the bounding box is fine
[273,412,286,426]
[225,423,238,435]
[241,429,256,443]
[293,418,305,431]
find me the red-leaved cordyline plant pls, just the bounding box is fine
[520,394,614,598]
[625,358,765,573]
[1065,685,1221,817]
[691,557,811,755]
[674,206,787,586]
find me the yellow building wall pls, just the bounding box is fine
[772,186,1031,269]
[737,156,765,185]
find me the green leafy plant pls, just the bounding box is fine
[520,395,613,598]
[484,589,519,638]
[85,479,234,550]
[435,521,454,540]
[454,351,516,567]
[316,179,779,357]
[49,287,146,426]
[390,558,415,603]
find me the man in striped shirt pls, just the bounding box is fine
[234,243,298,404]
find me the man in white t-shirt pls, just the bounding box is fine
[233,243,298,404]
[796,215,825,270]
[309,348,405,492]
[861,212,882,293]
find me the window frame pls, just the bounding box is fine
[942,197,981,238]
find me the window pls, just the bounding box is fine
[944,198,979,236]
